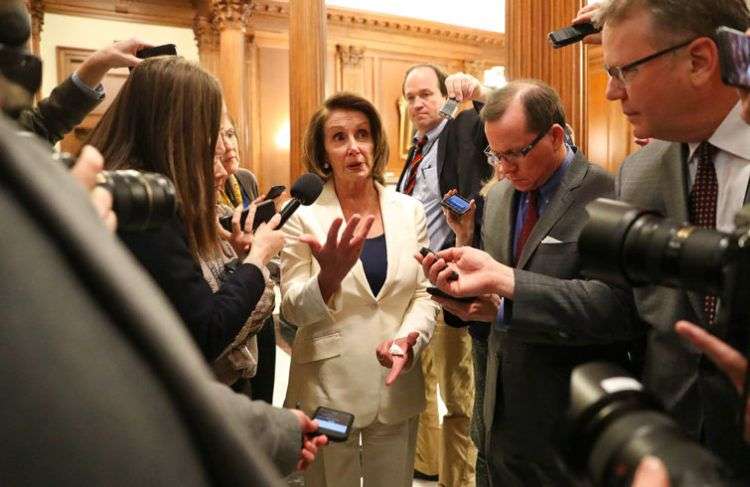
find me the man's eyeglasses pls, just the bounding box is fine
[605,38,696,85]
[484,126,551,166]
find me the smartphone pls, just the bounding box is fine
[426,286,476,303]
[439,97,460,120]
[264,184,286,201]
[440,193,472,216]
[548,22,600,49]
[219,199,276,232]
[419,247,436,258]
[311,406,355,442]
[136,44,177,60]
[716,26,750,89]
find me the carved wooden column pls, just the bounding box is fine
[193,14,220,77]
[25,0,44,57]
[289,0,326,181]
[211,0,251,146]
[336,45,365,96]
[505,0,587,153]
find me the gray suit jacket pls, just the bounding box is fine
[482,152,643,485]
[617,140,750,476]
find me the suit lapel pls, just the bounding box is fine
[374,185,401,300]
[516,154,587,269]
[661,143,689,223]
[484,182,515,266]
[436,120,451,187]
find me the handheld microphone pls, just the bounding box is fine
[276,172,324,228]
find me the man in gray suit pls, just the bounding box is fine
[594,0,750,478]
[421,80,643,486]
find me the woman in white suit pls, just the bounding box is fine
[281,92,438,487]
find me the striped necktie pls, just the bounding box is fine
[403,135,428,195]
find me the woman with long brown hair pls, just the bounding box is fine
[88,56,285,364]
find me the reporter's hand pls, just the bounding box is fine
[444,72,487,103]
[416,246,514,298]
[290,409,328,471]
[572,2,603,45]
[220,198,263,258]
[631,457,669,487]
[675,320,750,441]
[376,331,420,386]
[69,145,117,232]
[245,213,285,266]
[300,214,375,302]
[75,38,153,88]
[441,189,476,246]
[431,293,500,323]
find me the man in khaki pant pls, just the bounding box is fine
[398,63,491,486]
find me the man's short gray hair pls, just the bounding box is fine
[596,0,750,45]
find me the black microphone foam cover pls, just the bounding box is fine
[290,172,324,205]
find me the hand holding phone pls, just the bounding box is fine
[440,193,472,216]
[219,199,276,232]
[548,22,600,49]
[264,184,286,201]
[311,406,354,442]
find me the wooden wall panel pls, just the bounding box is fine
[585,45,636,173]
[505,0,587,157]
[257,45,291,191]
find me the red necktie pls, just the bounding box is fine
[688,142,718,325]
[403,136,428,195]
[514,190,539,265]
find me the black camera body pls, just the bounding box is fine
[96,169,177,232]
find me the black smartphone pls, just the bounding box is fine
[264,185,286,201]
[716,26,750,89]
[426,286,476,303]
[219,199,276,232]
[136,44,177,60]
[311,406,355,442]
[548,22,600,49]
[440,193,472,216]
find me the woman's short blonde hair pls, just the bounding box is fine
[303,92,389,185]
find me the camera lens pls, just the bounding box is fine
[579,198,734,294]
[558,362,730,487]
[96,170,176,231]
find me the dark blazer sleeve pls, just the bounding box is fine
[439,104,492,199]
[119,216,266,361]
[17,76,102,146]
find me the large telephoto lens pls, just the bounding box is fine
[557,362,730,487]
[579,198,734,295]
[96,170,176,231]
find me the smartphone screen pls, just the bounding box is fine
[441,194,471,215]
[716,26,750,89]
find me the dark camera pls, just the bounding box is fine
[557,362,730,487]
[96,170,177,231]
[578,199,750,345]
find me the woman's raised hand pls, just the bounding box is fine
[300,214,375,302]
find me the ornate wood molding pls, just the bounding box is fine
[26,0,45,38]
[210,0,252,30]
[250,0,504,50]
[337,44,364,68]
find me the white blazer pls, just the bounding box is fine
[280,180,438,428]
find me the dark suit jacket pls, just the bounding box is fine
[18,75,102,145]
[397,104,491,203]
[0,113,298,485]
[482,153,644,486]
[119,215,267,362]
[617,140,750,477]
